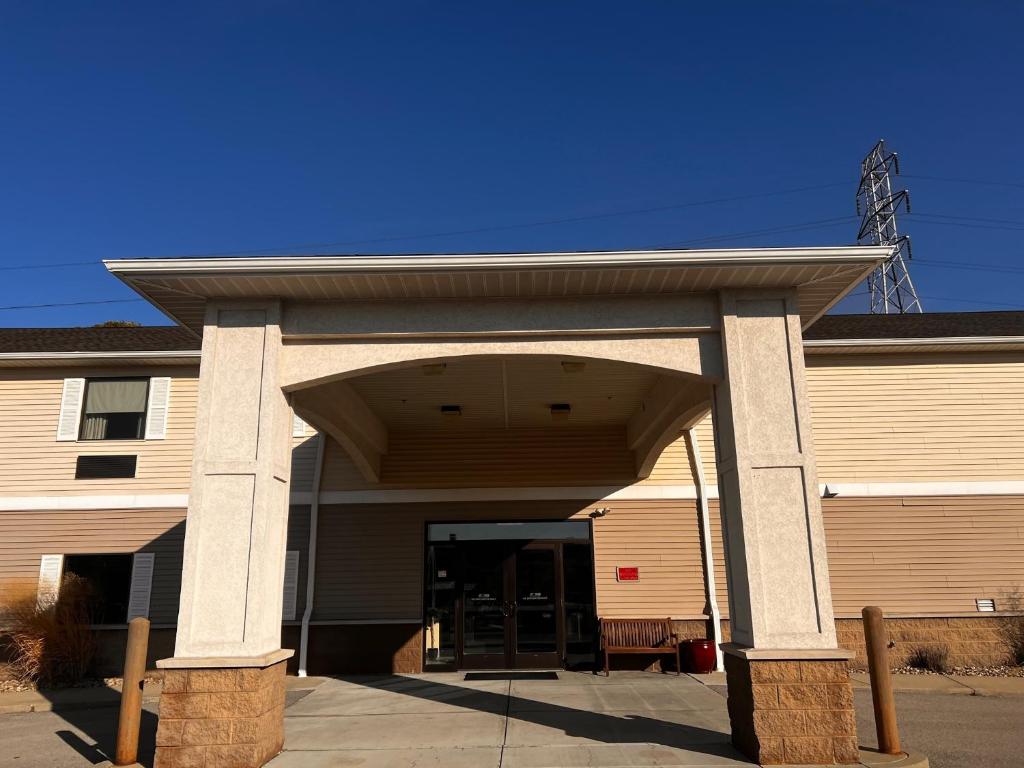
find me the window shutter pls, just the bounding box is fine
[126,553,155,620]
[57,379,86,441]
[37,554,64,608]
[292,413,307,438]
[282,550,300,621]
[144,377,171,440]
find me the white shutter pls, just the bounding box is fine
[126,553,155,620]
[292,412,307,438]
[56,379,86,441]
[282,550,300,621]
[144,377,171,440]
[37,554,64,608]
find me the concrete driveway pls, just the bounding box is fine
[268,671,753,767]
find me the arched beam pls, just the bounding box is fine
[281,335,722,392]
[630,378,713,479]
[291,382,387,483]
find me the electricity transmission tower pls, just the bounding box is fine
[856,140,923,313]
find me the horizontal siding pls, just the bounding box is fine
[313,499,710,622]
[807,352,1024,484]
[822,495,1024,616]
[0,367,198,495]
[0,507,186,624]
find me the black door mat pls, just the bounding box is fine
[464,671,559,681]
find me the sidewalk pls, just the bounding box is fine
[691,670,1024,697]
[0,676,328,714]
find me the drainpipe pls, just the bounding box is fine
[684,428,724,672]
[298,431,326,677]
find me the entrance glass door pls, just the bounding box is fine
[424,521,595,671]
[461,542,509,669]
[512,544,560,668]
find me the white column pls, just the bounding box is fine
[712,289,837,650]
[170,301,294,662]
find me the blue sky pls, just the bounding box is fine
[1,2,1022,326]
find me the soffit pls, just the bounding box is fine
[104,247,889,333]
[345,355,660,430]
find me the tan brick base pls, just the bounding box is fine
[154,660,287,768]
[836,616,1011,669]
[724,654,859,765]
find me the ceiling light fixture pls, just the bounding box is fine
[561,361,586,373]
[422,363,447,376]
[440,405,462,417]
[550,403,571,421]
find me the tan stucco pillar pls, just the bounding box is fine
[713,290,858,766]
[156,302,292,768]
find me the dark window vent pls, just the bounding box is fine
[75,455,137,479]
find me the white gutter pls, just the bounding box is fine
[0,350,200,361]
[804,335,1024,349]
[297,431,327,677]
[103,246,892,276]
[684,428,724,672]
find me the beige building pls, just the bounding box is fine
[1,247,1023,765]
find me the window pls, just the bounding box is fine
[62,554,133,624]
[80,378,149,440]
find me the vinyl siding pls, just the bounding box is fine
[0,368,198,496]
[807,352,1024,484]
[0,507,186,624]
[312,500,713,622]
[822,495,1024,616]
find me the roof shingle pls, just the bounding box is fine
[0,326,200,354]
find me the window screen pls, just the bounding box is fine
[63,554,133,624]
[80,378,148,440]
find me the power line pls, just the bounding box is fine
[918,295,1024,310]
[0,298,143,312]
[653,216,857,248]
[903,174,1024,191]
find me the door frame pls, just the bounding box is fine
[422,519,595,671]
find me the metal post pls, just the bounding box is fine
[115,617,150,765]
[862,606,901,755]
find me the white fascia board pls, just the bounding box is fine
[103,246,892,277]
[0,350,201,362]
[804,336,1024,350]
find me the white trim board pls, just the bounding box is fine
[0,494,188,511]
[3,481,1023,513]
[310,480,1024,505]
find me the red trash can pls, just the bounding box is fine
[681,639,717,673]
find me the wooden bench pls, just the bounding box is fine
[599,617,681,675]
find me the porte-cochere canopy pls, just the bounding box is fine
[106,246,889,767]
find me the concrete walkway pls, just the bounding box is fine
[269,671,754,768]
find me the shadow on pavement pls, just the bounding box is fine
[313,673,748,760]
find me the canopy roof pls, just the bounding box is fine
[104,246,889,333]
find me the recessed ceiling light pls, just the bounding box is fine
[550,403,571,421]
[440,405,462,417]
[561,361,586,373]
[422,363,447,376]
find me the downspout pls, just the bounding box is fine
[684,428,724,672]
[298,431,326,677]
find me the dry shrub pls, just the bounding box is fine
[906,645,950,674]
[0,575,97,686]
[998,590,1024,666]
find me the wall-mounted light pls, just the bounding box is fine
[590,507,610,518]
[550,403,571,421]
[561,361,586,373]
[440,405,462,417]
[422,363,447,376]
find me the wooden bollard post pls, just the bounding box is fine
[862,606,901,755]
[115,617,150,766]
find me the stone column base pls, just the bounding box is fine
[723,646,859,765]
[154,655,289,768]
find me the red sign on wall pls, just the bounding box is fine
[616,566,639,582]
